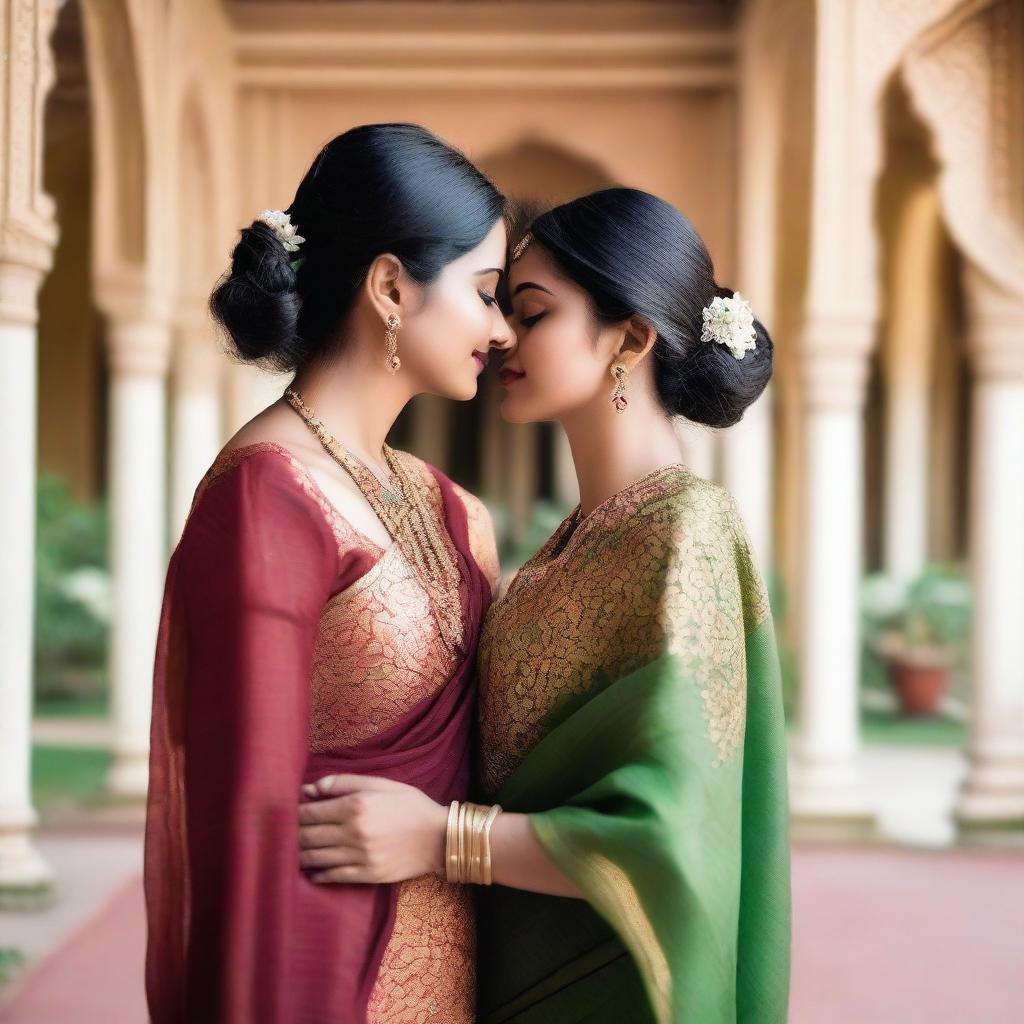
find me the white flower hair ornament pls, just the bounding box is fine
[700,291,758,360]
[256,209,305,252]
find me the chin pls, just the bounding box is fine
[499,393,538,424]
[440,377,478,403]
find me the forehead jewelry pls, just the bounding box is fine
[511,232,532,262]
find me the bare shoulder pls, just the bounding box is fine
[224,401,392,548]
[450,481,502,597]
[221,400,318,459]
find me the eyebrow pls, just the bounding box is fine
[475,267,505,278]
[512,281,555,297]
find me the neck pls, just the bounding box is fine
[288,346,415,463]
[560,388,683,517]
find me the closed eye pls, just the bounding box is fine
[520,311,546,328]
[479,291,498,307]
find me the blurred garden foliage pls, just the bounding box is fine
[34,476,109,706]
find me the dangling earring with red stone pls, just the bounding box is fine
[611,361,629,413]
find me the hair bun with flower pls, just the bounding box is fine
[700,291,757,360]
[256,209,305,253]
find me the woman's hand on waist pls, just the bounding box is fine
[298,774,447,884]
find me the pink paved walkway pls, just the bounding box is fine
[2,846,1022,1022]
[1,875,146,1023]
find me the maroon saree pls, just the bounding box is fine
[144,442,493,1023]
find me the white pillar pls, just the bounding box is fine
[105,318,171,797]
[789,318,874,832]
[956,270,1024,830]
[721,385,774,571]
[674,418,717,481]
[882,187,942,582]
[171,316,224,541]
[0,263,54,896]
[0,0,60,898]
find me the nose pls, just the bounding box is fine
[489,310,515,351]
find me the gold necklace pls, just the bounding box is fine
[284,387,465,653]
[285,388,403,507]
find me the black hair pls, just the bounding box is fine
[210,123,507,372]
[528,188,773,428]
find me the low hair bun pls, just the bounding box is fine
[661,284,773,429]
[208,124,507,375]
[209,220,304,371]
[527,189,774,432]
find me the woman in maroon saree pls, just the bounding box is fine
[144,123,510,1023]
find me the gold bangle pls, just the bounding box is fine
[481,804,502,886]
[445,800,460,882]
[457,801,468,884]
[450,802,503,885]
[470,803,487,884]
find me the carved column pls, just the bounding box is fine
[0,0,59,899]
[170,306,224,541]
[956,266,1024,830]
[789,317,875,831]
[882,186,943,582]
[100,282,172,797]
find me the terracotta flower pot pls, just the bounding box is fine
[886,655,950,716]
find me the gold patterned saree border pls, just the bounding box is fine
[532,818,672,1024]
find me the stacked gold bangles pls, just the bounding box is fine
[445,801,502,885]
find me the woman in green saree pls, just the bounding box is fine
[298,188,790,1023]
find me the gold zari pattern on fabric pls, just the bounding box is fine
[309,541,460,750]
[479,466,771,795]
[285,388,465,655]
[367,874,476,1024]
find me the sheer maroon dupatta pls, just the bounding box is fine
[145,447,491,1023]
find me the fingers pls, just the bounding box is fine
[309,864,376,885]
[298,824,352,850]
[299,845,363,870]
[302,773,389,799]
[298,793,361,826]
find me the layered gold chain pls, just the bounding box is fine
[284,388,464,654]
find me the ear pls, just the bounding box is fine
[615,315,658,367]
[364,252,404,323]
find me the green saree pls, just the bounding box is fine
[476,465,790,1023]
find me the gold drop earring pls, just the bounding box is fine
[385,313,402,374]
[611,361,629,413]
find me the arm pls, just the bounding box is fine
[299,775,584,898]
[488,812,584,898]
[452,482,503,598]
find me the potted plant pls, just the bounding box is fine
[860,567,970,717]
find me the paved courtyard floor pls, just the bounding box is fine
[2,746,1021,1022]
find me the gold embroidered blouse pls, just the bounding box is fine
[478,464,772,797]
